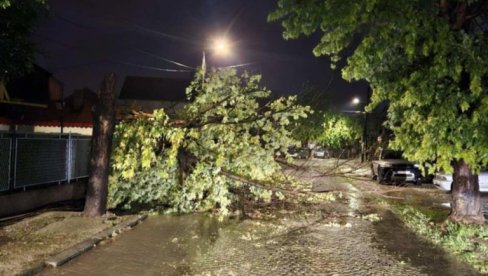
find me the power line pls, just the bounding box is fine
[117,61,191,72]
[221,62,253,69]
[137,49,195,69]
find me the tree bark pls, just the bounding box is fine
[84,73,116,217]
[177,147,189,187]
[450,160,484,224]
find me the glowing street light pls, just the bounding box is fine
[352,97,360,105]
[202,35,250,73]
[202,36,234,73]
[211,37,231,57]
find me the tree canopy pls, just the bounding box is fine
[269,0,488,173]
[0,0,47,81]
[109,68,309,215]
[318,112,361,150]
[291,83,331,143]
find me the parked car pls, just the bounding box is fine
[289,147,310,159]
[313,147,329,159]
[434,171,488,192]
[371,149,422,185]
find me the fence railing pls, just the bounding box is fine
[0,133,90,193]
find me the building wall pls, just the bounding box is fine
[0,181,86,218]
[14,125,93,136]
[48,77,63,102]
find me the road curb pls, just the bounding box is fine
[16,214,148,275]
[17,261,45,276]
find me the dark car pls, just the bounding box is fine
[289,147,310,159]
[371,149,422,185]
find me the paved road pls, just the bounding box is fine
[42,159,480,276]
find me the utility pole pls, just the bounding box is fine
[360,86,371,163]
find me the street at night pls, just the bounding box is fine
[1,0,488,275]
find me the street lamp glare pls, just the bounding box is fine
[352,97,360,105]
[212,37,231,56]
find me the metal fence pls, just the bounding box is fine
[0,137,11,192]
[0,133,91,192]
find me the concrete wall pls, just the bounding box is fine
[0,181,86,218]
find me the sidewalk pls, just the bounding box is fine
[0,211,139,275]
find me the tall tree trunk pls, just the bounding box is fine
[84,73,116,217]
[450,160,484,224]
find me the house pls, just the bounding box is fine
[1,64,63,104]
[0,66,90,218]
[118,75,191,118]
[0,65,95,135]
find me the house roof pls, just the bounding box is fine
[119,76,191,102]
[0,88,97,127]
[62,88,97,123]
[5,64,53,104]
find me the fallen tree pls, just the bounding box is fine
[109,68,310,215]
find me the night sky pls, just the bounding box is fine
[34,0,367,107]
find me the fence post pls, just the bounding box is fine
[67,132,72,183]
[10,133,17,191]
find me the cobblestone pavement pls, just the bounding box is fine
[190,216,431,275]
[188,162,477,275]
[44,159,480,276]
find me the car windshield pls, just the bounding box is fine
[382,150,403,159]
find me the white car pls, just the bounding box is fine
[433,171,488,192]
[313,147,329,159]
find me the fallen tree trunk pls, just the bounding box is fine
[220,169,311,195]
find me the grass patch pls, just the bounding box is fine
[389,202,488,273]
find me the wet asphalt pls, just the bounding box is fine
[42,158,481,276]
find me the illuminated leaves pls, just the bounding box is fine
[109,68,310,214]
[271,0,488,173]
[318,113,361,150]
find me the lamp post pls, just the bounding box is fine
[202,36,232,70]
[352,88,371,163]
[200,36,232,83]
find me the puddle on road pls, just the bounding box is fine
[40,176,483,276]
[40,211,482,276]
